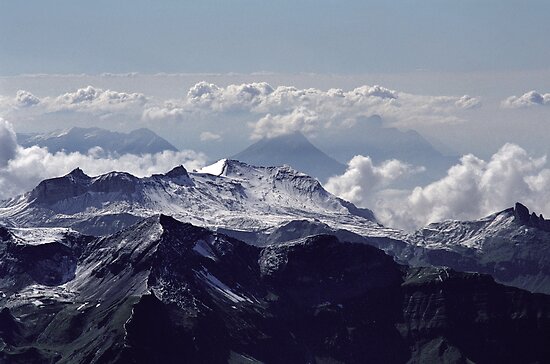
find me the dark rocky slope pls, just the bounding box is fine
[1,217,550,363]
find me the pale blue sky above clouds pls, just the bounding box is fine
[2,0,550,75]
[1,0,550,161]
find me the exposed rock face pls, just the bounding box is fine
[0,226,92,292]
[514,202,550,232]
[1,217,550,363]
[406,202,550,294]
[29,168,92,205]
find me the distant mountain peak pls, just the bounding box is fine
[231,132,346,182]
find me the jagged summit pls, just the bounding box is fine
[408,202,550,294]
[513,202,550,232]
[67,167,90,179]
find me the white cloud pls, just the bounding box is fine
[15,90,40,108]
[0,118,18,166]
[250,107,320,139]
[186,81,275,112]
[501,91,550,108]
[2,82,481,142]
[0,119,206,200]
[142,82,480,137]
[49,85,148,113]
[200,131,222,141]
[327,143,550,230]
[325,155,423,207]
[455,95,481,109]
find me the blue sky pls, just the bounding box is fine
[2,0,550,75]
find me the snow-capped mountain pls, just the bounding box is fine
[400,202,550,294]
[17,127,178,155]
[2,159,550,295]
[0,159,392,239]
[2,216,550,363]
[231,131,346,182]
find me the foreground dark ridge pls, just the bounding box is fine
[1,216,550,363]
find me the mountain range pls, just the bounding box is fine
[16,122,454,188]
[2,160,550,296]
[2,158,550,362]
[17,127,178,155]
[2,215,550,363]
[0,159,381,238]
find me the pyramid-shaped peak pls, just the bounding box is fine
[165,165,189,178]
[67,167,90,179]
[231,131,346,182]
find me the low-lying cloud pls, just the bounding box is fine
[0,119,206,200]
[326,144,550,231]
[502,91,550,108]
[143,81,481,138]
[2,82,481,142]
[50,85,148,113]
[3,86,148,116]
[325,156,423,207]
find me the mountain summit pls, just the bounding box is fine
[232,132,346,182]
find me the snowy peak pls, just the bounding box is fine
[200,158,325,194]
[408,202,550,294]
[198,158,254,177]
[2,160,380,237]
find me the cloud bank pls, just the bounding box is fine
[502,91,550,108]
[325,156,423,207]
[2,86,148,116]
[326,144,550,230]
[142,82,481,138]
[2,82,481,142]
[0,119,206,200]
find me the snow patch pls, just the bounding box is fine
[198,159,227,176]
[11,227,72,245]
[193,240,218,261]
[196,269,252,303]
